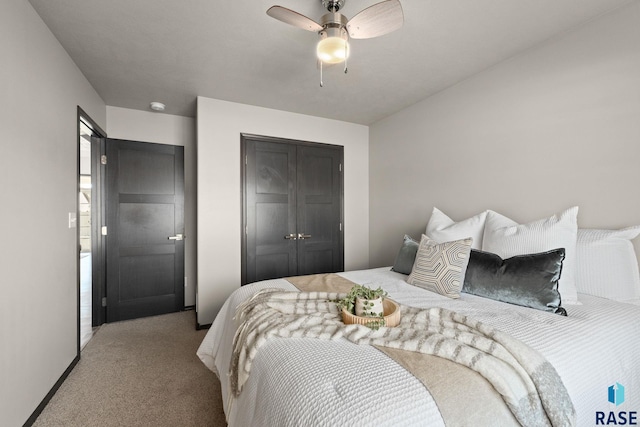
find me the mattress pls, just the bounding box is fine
[197,267,640,426]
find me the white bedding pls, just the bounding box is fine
[197,267,640,426]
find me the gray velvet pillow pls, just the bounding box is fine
[391,235,419,275]
[463,248,567,316]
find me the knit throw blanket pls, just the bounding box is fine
[230,289,576,427]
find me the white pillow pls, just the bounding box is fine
[426,207,487,250]
[576,227,640,304]
[482,207,580,305]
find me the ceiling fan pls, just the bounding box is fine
[266,0,404,86]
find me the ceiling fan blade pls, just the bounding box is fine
[267,6,323,32]
[346,0,404,39]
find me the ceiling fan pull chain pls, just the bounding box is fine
[344,44,348,74]
[320,61,324,87]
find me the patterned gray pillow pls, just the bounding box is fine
[407,235,473,299]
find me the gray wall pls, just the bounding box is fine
[106,106,197,307]
[0,2,106,426]
[369,2,640,267]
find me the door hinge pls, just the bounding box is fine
[339,163,342,172]
[101,297,107,307]
[101,155,107,165]
[339,222,342,231]
[101,226,107,236]
[245,155,248,165]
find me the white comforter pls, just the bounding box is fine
[197,267,640,427]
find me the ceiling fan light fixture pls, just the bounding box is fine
[317,37,349,64]
[317,27,349,64]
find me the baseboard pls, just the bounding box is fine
[23,354,80,426]
[183,305,195,311]
[196,322,211,330]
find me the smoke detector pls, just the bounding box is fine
[149,102,166,112]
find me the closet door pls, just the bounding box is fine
[244,139,298,284]
[242,135,343,285]
[296,144,343,276]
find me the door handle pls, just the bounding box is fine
[284,233,298,240]
[297,233,312,240]
[168,234,185,241]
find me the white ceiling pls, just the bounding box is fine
[29,0,634,125]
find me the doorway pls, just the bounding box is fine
[76,111,186,357]
[78,109,106,350]
[241,134,344,285]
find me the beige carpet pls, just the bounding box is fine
[33,311,226,426]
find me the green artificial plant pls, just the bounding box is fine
[335,284,388,330]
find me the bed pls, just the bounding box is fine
[197,207,640,426]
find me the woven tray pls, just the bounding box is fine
[341,298,400,327]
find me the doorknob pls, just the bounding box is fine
[297,233,312,240]
[168,234,185,241]
[284,233,298,240]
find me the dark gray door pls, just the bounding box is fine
[106,139,185,322]
[242,135,343,285]
[296,144,343,275]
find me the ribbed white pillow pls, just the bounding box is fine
[426,207,487,250]
[482,207,580,305]
[576,227,640,304]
